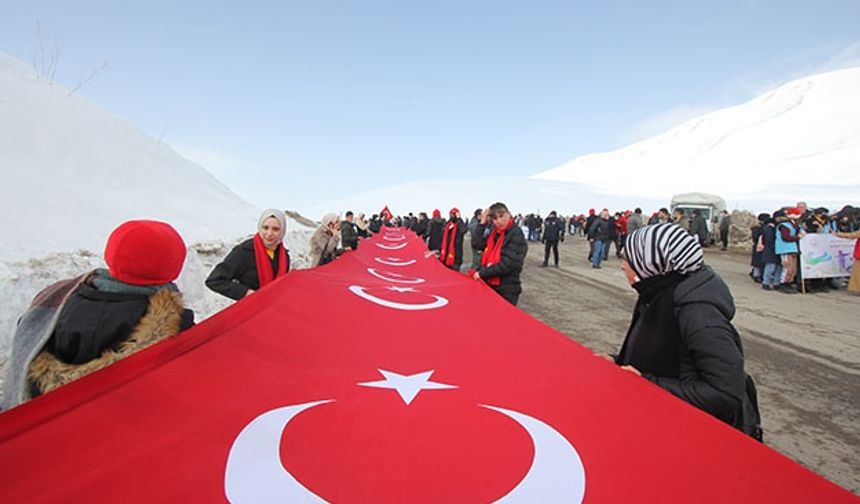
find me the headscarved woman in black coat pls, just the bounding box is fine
[614,223,760,438]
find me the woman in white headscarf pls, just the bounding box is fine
[614,223,760,439]
[310,212,341,267]
[206,209,290,300]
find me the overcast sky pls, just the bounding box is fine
[3,1,859,210]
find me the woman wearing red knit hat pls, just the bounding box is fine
[206,209,291,300]
[1,220,194,410]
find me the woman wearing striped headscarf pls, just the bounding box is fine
[615,223,757,435]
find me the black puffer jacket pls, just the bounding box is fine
[49,283,194,364]
[427,218,445,251]
[205,238,291,300]
[588,217,612,241]
[473,223,528,300]
[543,216,564,243]
[618,266,746,429]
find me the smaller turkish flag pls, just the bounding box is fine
[380,206,393,221]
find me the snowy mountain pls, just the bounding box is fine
[532,67,860,211]
[0,53,313,373]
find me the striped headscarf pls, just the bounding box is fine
[624,223,704,281]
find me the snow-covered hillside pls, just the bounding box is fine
[0,54,314,379]
[0,53,263,261]
[533,67,860,210]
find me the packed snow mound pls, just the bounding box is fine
[0,53,319,388]
[0,53,262,262]
[533,66,860,204]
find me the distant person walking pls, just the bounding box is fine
[588,209,612,269]
[719,210,731,250]
[541,211,564,267]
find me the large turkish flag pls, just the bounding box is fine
[0,229,856,502]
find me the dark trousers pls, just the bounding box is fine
[543,240,559,265]
[720,230,729,249]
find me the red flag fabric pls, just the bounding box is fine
[0,230,857,503]
[380,206,393,221]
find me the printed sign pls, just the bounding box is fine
[800,234,855,279]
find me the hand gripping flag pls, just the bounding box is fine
[0,230,857,502]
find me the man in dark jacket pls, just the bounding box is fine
[472,202,528,305]
[426,209,445,252]
[541,211,564,267]
[368,214,382,233]
[415,212,429,240]
[584,208,598,260]
[588,209,612,268]
[340,211,359,250]
[689,209,709,246]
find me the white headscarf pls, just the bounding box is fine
[258,209,287,241]
[624,223,704,281]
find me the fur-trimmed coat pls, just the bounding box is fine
[2,274,192,410]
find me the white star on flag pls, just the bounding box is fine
[358,369,457,405]
[386,286,416,293]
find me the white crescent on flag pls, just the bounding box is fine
[375,242,408,250]
[348,285,449,311]
[374,257,417,267]
[224,393,585,502]
[366,268,426,284]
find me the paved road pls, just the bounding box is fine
[511,235,859,494]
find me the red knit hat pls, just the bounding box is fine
[104,220,187,285]
[449,207,460,216]
[432,209,441,218]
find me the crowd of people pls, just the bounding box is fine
[748,203,860,294]
[6,199,858,445]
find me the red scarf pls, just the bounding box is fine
[439,220,459,267]
[253,233,287,288]
[481,220,513,286]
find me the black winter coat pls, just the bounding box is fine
[49,283,194,364]
[617,266,746,429]
[750,225,764,268]
[761,223,779,265]
[427,218,445,251]
[473,223,528,301]
[206,238,291,300]
[690,216,709,244]
[588,217,612,241]
[341,221,359,250]
[543,217,564,243]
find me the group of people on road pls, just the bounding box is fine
[13,197,860,447]
[749,203,860,294]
